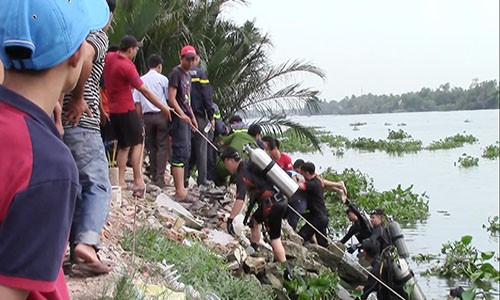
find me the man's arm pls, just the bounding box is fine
[167,87,191,124]
[65,42,94,126]
[136,84,171,121]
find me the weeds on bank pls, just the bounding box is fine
[483,216,500,236]
[321,168,429,231]
[120,226,274,300]
[413,235,499,298]
[482,142,500,159]
[426,133,478,150]
[458,154,479,168]
[284,268,339,300]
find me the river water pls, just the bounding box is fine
[287,109,500,299]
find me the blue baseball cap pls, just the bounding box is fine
[0,0,110,71]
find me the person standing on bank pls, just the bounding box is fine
[0,0,109,298]
[221,147,293,280]
[188,55,214,187]
[297,162,330,247]
[103,35,171,197]
[133,54,170,188]
[61,0,116,275]
[168,45,197,202]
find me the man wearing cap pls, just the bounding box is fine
[167,45,197,202]
[103,35,172,197]
[0,0,109,298]
[368,208,392,255]
[221,146,293,280]
[188,55,214,187]
[60,0,115,275]
[133,54,170,188]
[339,201,373,253]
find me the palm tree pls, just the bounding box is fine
[109,0,325,151]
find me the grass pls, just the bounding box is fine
[482,142,500,159]
[426,133,478,150]
[458,154,479,168]
[120,226,274,300]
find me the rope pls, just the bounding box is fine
[286,204,406,300]
[168,108,219,151]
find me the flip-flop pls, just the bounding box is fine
[70,260,112,277]
[175,194,196,203]
[132,187,145,198]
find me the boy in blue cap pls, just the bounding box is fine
[0,0,110,299]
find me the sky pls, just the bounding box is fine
[223,0,500,101]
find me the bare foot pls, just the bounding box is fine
[74,243,99,263]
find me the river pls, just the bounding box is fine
[287,109,500,299]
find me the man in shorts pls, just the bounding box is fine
[103,35,171,196]
[0,0,109,298]
[222,147,293,280]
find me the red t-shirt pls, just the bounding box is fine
[103,51,144,113]
[276,152,293,171]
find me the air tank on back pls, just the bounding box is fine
[243,145,298,198]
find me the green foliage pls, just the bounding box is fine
[387,129,412,140]
[120,226,274,300]
[284,268,339,300]
[346,137,423,154]
[301,80,500,115]
[321,168,429,231]
[483,216,500,236]
[482,142,500,159]
[426,134,478,150]
[415,235,499,283]
[458,154,479,168]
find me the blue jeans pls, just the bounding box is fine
[63,127,111,249]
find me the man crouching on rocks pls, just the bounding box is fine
[221,147,293,280]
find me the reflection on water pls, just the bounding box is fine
[287,110,500,298]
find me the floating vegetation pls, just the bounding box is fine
[397,122,407,126]
[387,129,412,140]
[482,142,500,159]
[349,122,367,126]
[426,133,478,150]
[384,122,392,126]
[413,235,499,294]
[458,154,479,168]
[321,168,429,230]
[483,216,500,236]
[346,137,423,154]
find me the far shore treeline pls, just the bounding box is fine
[301,79,499,115]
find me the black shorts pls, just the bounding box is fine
[252,198,287,240]
[110,110,143,148]
[169,115,191,167]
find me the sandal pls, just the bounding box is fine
[132,187,145,198]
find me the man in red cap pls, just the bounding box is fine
[168,45,197,202]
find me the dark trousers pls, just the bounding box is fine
[286,192,307,230]
[143,113,169,183]
[189,116,208,185]
[298,213,329,247]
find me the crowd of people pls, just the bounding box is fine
[0,0,399,298]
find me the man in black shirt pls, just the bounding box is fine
[369,208,391,255]
[168,45,197,202]
[221,147,292,279]
[297,162,329,247]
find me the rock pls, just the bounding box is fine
[226,245,248,263]
[226,261,240,271]
[336,284,355,300]
[263,272,282,290]
[243,256,266,275]
[282,240,308,260]
[155,193,204,229]
[281,221,304,245]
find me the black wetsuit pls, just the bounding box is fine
[235,161,287,240]
[340,204,372,244]
[298,176,329,247]
[370,224,391,255]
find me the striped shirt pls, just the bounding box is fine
[62,30,109,131]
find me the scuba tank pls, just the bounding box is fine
[388,220,410,259]
[243,145,298,198]
[387,251,426,300]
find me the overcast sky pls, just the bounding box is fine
[224,0,499,101]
